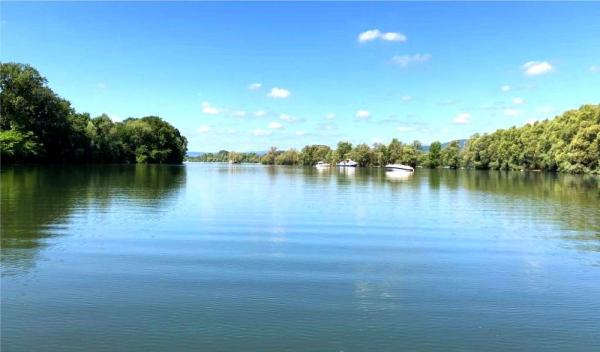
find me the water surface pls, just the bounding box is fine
[2,163,599,351]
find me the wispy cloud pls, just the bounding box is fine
[590,65,600,73]
[324,113,336,120]
[501,85,511,92]
[248,83,262,91]
[453,112,471,124]
[268,121,283,129]
[295,131,306,136]
[522,61,553,76]
[358,29,407,43]
[512,97,526,105]
[197,125,211,133]
[279,114,298,122]
[267,87,291,99]
[397,126,415,132]
[401,95,413,102]
[355,110,371,120]
[202,101,220,115]
[391,53,431,67]
[232,111,246,117]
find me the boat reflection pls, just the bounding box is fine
[385,170,413,181]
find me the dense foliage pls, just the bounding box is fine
[1,63,187,164]
[462,104,599,173]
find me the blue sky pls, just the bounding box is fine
[2,2,599,151]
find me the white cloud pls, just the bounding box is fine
[227,128,237,134]
[590,65,600,73]
[501,85,511,92]
[397,126,415,132]
[381,32,407,42]
[268,121,283,129]
[279,114,297,122]
[232,111,246,117]
[522,61,554,76]
[324,113,336,120]
[248,83,262,91]
[295,131,306,136]
[253,128,272,137]
[358,29,381,42]
[197,125,211,133]
[391,53,431,67]
[355,110,371,119]
[512,97,526,105]
[202,101,220,115]
[401,95,413,102]
[358,29,406,43]
[453,112,471,124]
[267,87,291,99]
[253,110,267,117]
[504,108,521,117]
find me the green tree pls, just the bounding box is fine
[388,138,403,163]
[351,143,372,167]
[428,141,442,168]
[336,141,353,160]
[441,140,461,168]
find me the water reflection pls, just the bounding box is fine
[1,164,186,275]
[385,170,413,181]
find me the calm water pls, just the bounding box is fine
[1,163,599,351]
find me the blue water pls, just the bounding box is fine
[2,163,599,351]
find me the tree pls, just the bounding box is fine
[388,138,403,163]
[0,129,41,162]
[1,62,75,162]
[441,140,461,168]
[428,141,442,168]
[300,145,331,166]
[261,146,279,165]
[351,143,372,167]
[0,63,188,164]
[336,141,353,160]
[276,149,300,165]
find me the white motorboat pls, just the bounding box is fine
[315,161,330,168]
[336,159,358,167]
[385,164,414,172]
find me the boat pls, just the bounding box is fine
[315,161,330,168]
[385,164,414,173]
[336,159,358,167]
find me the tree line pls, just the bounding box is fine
[1,63,187,164]
[191,104,599,174]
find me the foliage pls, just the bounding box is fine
[441,140,461,169]
[0,63,187,164]
[0,129,41,162]
[462,105,599,173]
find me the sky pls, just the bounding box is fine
[2,2,600,152]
